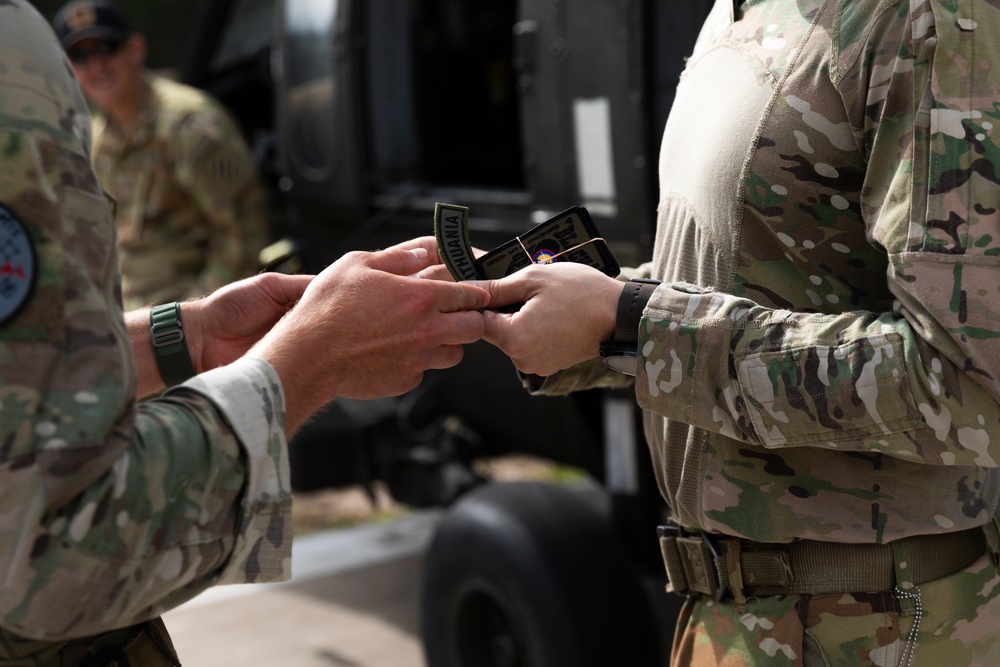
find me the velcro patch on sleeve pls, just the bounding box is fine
[0,204,36,325]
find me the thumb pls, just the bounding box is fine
[481,308,516,348]
[482,310,524,350]
[468,276,532,310]
[368,245,436,276]
[257,273,315,305]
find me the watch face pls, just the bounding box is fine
[602,355,637,376]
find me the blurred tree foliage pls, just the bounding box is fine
[31,0,208,72]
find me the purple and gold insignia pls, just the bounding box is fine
[434,202,620,281]
[532,247,559,265]
[474,206,620,279]
[0,204,36,325]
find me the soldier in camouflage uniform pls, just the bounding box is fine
[0,2,489,664]
[52,0,271,312]
[477,0,1000,664]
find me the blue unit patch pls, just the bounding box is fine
[0,204,36,325]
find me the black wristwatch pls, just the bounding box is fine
[599,279,661,376]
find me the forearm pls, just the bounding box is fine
[629,8,1000,465]
[128,297,229,398]
[635,281,1000,467]
[1,359,291,640]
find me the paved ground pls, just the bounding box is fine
[162,462,592,666]
[163,512,442,667]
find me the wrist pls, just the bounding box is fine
[598,282,620,344]
[248,324,334,436]
[599,279,661,375]
[150,302,197,386]
[177,300,205,374]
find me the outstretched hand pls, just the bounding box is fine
[249,236,490,433]
[475,262,622,376]
[416,244,488,282]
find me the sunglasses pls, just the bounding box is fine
[68,40,123,66]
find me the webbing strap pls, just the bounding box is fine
[741,540,895,595]
[660,526,986,598]
[741,529,984,596]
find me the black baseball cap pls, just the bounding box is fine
[53,0,133,51]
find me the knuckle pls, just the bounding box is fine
[400,284,436,315]
[341,250,367,264]
[469,315,486,340]
[410,321,437,347]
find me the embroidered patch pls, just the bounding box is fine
[531,243,560,265]
[474,205,620,279]
[0,204,37,325]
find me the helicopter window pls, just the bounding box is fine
[366,0,524,191]
[283,0,342,176]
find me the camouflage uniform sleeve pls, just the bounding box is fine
[634,1,1000,467]
[0,2,290,641]
[171,104,270,298]
[2,358,292,641]
[169,359,292,587]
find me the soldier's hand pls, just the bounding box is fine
[249,237,489,434]
[478,262,621,376]
[416,244,487,282]
[126,272,314,398]
[185,272,314,371]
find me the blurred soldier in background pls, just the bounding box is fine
[0,1,488,664]
[52,0,271,311]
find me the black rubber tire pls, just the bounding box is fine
[420,481,662,667]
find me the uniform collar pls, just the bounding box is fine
[98,70,157,147]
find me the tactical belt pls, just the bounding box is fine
[658,524,987,603]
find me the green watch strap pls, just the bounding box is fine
[150,302,196,387]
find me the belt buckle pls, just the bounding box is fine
[657,525,726,601]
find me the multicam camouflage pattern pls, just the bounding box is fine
[671,550,1000,666]
[538,0,1000,543]
[0,0,292,650]
[637,0,1000,544]
[534,0,1000,662]
[92,72,270,311]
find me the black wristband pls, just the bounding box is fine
[150,302,196,387]
[600,279,660,375]
[614,279,660,344]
